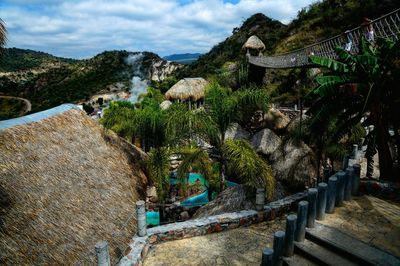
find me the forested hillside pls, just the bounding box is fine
[178,0,399,78]
[0,49,165,113]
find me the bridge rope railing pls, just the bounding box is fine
[248,8,400,69]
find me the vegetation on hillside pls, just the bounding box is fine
[0,98,25,120]
[177,13,286,79]
[0,49,162,113]
[0,48,77,72]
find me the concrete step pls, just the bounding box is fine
[283,254,318,266]
[294,239,358,266]
[306,223,400,266]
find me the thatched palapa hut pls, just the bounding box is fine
[165,78,208,109]
[0,105,147,265]
[243,35,265,56]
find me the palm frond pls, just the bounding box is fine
[223,139,274,200]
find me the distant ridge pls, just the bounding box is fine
[163,53,202,64]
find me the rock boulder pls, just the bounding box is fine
[251,128,281,156]
[270,140,317,188]
[225,123,250,140]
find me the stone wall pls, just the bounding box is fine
[118,192,307,266]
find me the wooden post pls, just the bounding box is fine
[316,182,327,220]
[295,201,308,242]
[284,214,297,257]
[335,171,346,207]
[256,188,265,211]
[344,167,354,201]
[307,188,318,228]
[261,248,274,266]
[273,231,285,266]
[136,200,147,237]
[95,241,111,266]
[352,164,361,195]
[326,176,337,213]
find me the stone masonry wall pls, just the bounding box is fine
[118,192,307,266]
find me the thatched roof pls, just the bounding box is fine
[242,35,266,50]
[160,100,172,110]
[0,109,147,265]
[165,78,208,101]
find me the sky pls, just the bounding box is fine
[0,0,316,59]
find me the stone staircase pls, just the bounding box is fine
[283,223,400,266]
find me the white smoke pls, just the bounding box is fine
[125,53,149,103]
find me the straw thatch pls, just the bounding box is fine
[165,78,208,101]
[242,35,266,50]
[160,100,172,110]
[0,109,147,265]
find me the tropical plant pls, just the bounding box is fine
[306,37,400,179]
[146,147,171,203]
[0,18,6,66]
[0,18,6,52]
[224,139,274,199]
[187,82,274,197]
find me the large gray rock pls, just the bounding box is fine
[225,123,250,140]
[270,141,317,188]
[193,185,254,218]
[286,113,309,133]
[251,128,281,156]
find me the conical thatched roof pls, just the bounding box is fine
[160,100,172,110]
[242,35,266,50]
[165,78,208,101]
[0,108,147,265]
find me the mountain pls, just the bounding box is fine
[163,53,202,64]
[177,0,399,79]
[0,47,77,72]
[175,0,399,103]
[0,48,180,115]
[177,13,286,78]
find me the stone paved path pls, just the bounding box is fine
[319,195,400,257]
[144,196,400,265]
[144,217,286,266]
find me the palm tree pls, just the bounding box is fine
[187,83,274,198]
[306,37,400,179]
[102,83,276,200]
[0,18,7,53]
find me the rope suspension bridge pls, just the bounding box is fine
[248,8,400,69]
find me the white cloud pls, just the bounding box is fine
[0,0,316,58]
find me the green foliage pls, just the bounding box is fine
[145,148,171,203]
[0,98,25,120]
[0,49,163,113]
[306,37,400,178]
[0,48,77,72]
[151,76,178,94]
[176,13,286,79]
[137,87,165,108]
[175,146,216,196]
[0,18,6,54]
[224,139,274,200]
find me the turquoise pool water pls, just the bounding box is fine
[146,211,160,226]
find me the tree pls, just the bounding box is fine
[187,82,274,198]
[0,18,6,54]
[306,37,400,179]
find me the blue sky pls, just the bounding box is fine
[0,0,316,59]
